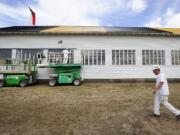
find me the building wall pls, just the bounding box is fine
[0,35,180,79]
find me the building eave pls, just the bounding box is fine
[0,32,179,37]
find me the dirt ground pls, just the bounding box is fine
[0,83,180,135]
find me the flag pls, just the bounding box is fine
[28,6,36,26]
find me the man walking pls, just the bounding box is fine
[152,65,180,120]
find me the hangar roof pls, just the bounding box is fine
[156,28,180,34]
[0,26,179,36]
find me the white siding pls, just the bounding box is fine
[0,35,180,79]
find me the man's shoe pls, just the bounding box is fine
[176,114,180,120]
[149,113,160,117]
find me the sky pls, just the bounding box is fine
[0,0,180,28]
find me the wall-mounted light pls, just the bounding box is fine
[58,40,63,44]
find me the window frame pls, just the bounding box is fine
[142,50,165,65]
[112,49,136,66]
[81,50,106,66]
[171,50,180,65]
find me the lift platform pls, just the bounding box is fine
[0,59,37,87]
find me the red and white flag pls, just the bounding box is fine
[28,6,36,26]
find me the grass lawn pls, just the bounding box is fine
[0,83,180,135]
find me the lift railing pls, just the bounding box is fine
[47,52,74,64]
[0,58,37,74]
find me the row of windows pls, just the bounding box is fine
[81,49,180,66]
[1,49,180,66]
[0,49,74,64]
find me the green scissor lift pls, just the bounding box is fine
[0,59,37,87]
[38,63,83,86]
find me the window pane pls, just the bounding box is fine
[154,51,157,64]
[132,50,136,65]
[89,50,93,65]
[81,51,84,65]
[94,50,97,65]
[124,50,128,65]
[158,50,161,64]
[146,50,149,64]
[162,51,165,65]
[98,50,102,65]
[0,49,12,59]
[120,50,124,65]
[112,50,115,65]
[85,50,89,65]
[116,50,119,65]
[102,50,105,65]
[142,50,145,65]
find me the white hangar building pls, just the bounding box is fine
[0,26,180,80]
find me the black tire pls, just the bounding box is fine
[73,79,81,86]
[49,79,57,87]
[0,81,5,87]
[20,80,28,87]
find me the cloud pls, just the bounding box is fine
[127,0,147,13]
[0,0,147,27]
[36,0,147,26]
[0,2,32,26]
[145,18,162,27]
[36,0,109,26]
[145,8,180,28]
[0,3,24,20]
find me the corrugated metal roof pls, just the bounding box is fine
[40,26,166,34]
[157,28,180,34]
[0,26,56,33]
[0,26,178,36]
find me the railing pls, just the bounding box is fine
[0,58,37,73]
[47,52,74,64]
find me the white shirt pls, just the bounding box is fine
[156,73,169,95]
[63,50,69,58]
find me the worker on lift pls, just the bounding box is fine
[62,48,70,64]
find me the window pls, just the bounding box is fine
[81,50,105,65]
[112,50,136,65]
[171,50,180,65]
[16,49,43,60]
[0,49,12,58]
[142,50,165,65]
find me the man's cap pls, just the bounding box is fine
[152,65,160,71]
